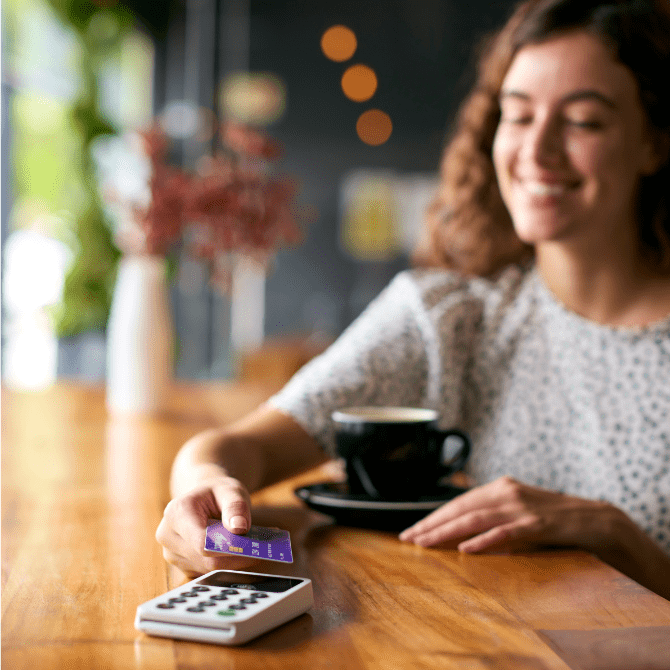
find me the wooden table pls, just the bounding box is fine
[3,383,670,670]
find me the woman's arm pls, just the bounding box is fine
[598,506,670,601]
[156,404,327,577]
[170,404,327,499]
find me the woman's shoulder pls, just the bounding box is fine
[394,262,533,312]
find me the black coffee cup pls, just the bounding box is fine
[332,407,471,500]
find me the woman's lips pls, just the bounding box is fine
[524,181,567,196]
[516,179,580,198]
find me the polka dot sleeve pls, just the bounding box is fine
[267,270,481,456]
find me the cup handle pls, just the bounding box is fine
[432,428,471,475]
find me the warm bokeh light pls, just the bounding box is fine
[220,72,287,126]
[341,64,378,102]
[356,109,392,145]
[320,25,357,62]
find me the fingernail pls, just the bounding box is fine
[229,515,248,532]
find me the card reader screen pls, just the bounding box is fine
[196,572,303,592]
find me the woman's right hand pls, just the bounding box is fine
[157,405,326,578]
[155,475,260,578]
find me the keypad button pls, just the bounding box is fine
[192,586,210,592]
[221,589,239,595]
[251,592,269,598]
[240,598,258,604]
[157,603,175,609]
[186,606,205,613]
[199,600,216,607]
[180,591,199,597]
[229,604,246,610]
[210,594,228,601]
[168,597,187,603]
[217,610,236,617]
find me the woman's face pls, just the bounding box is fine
[492,31,660,251]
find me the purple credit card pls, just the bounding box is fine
[204,519,293,563]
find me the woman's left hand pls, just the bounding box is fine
[399,475,622,554]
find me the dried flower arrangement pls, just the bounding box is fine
[103,120,303,290]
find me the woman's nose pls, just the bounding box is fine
[525,117,564,167]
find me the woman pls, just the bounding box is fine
[156,0,670,599]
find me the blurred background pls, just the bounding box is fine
[1,0,514,390]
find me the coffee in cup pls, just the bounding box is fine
[331,407,470,500]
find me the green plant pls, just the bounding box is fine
[45,0,135,337]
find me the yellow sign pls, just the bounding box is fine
[340,172,399,261]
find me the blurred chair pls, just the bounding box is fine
[238,335,331,386]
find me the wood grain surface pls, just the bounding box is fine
[3,383,670,670]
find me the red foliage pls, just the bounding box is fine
[221,121,283,160]
[124,122,302,265]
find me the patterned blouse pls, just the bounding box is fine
[267,264,670,552]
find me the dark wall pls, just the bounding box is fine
[54,0,516,380]
[249,0,514,339]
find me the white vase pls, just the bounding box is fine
[106,255,174,415]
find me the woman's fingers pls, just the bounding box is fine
[155,476,256,576]
[166,493,210,548]
[160,548,200,578]
[162,535,257,576]
[404,509,513,547]
[212,481,252,534]
[399,476,585,553]
[400,476,521,541]
[457,515,543,553]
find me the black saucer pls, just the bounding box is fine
[294,480,467,531]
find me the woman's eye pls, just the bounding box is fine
[567,119,603,130]
[501,115,532,125]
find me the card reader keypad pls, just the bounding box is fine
[136,570,313,646]
[155,587,275,617]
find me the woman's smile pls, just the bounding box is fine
[522,182,572,198]
[514,175,582,201]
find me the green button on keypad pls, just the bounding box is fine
[217,609,236,616]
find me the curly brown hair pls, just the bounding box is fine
[419,0,670,276]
